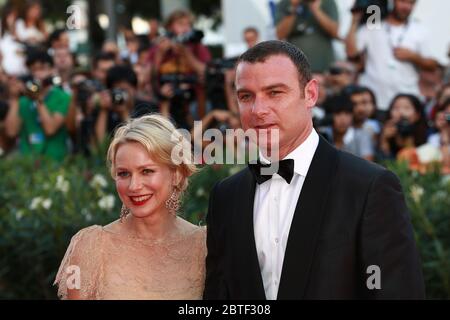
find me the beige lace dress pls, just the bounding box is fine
[53,218,206,300]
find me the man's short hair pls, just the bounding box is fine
[237,40,312,88]
[343,84,378,108]
[106,65,138,89]
[48,28,66,47]
[243,26,259,35]
[26,50,53,67]
[93,51,116,69]
[324,94,354,114]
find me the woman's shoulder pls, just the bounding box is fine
[176,217,206,237]
[70,225,105,248]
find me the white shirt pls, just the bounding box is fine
[0,32,27,76]
[15,19,46,44]
[356,19,434,111]
[253,129,319,300]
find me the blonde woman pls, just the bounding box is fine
[54,114,205,299]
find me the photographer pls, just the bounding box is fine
[378,94,429,161]
[94,65,158,144]
[4,50,71,162]
[149,9,211,128]
[64,52,116,155]
[275,0,339,73]
[346,0,439,113]
[191,109,243,164]
[427,99,450,165]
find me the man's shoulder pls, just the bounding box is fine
[216,166,251,191]
[335,149,389,185]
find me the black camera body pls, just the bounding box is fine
[110,88,129,106]
[159,73,198,102]
[205,58,238,110]
[166,29,204,45]
[20,75,62,96]
[396,118,415,138]
[75,79,104,109]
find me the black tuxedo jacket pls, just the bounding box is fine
[203,136,425,299]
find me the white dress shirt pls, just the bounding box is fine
[253,129,319,300]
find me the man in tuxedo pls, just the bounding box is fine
[203,40,425,300]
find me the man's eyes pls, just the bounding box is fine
[238,93,252,101]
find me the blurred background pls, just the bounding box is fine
[0,0,449,299]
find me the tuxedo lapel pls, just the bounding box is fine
[230,168,266,299]
[277,136,339,299]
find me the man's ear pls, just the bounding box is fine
[303,79,319,110]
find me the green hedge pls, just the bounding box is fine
[0,155,448,299]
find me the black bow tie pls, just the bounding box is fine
[248,159,295,185]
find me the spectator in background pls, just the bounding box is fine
[15,0,48,48]
[428,99,450,173]
[326,60,357,95]
[311,73,327,127]
[344,85,381,144]
[102,40,121,63]
[429,83,450,121]
[133,46,154,102]
[52,47,75,93]
[149,9,211,127]
[191,109,243,164]
[243,27,260,49]
[4,50,71,162]
[428,98,450,149]
[378,94,428,162]
[222,27,261,115]
[94,65,158,144]
[92,52,116,88]
[0,2,27,76]
[398,98,450,174]
[47,28,69,52]
[276,0,339,73]
[346,0,439,114]
[419,66,445,118]
[320,94,374,161]
[148,18,161,46]
[120,29,140,65]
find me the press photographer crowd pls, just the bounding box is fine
[0,0,449,174]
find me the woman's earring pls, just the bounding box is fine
[165,187,180,215]
[120,204,131,223]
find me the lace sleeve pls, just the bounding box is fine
[53,225,103,299]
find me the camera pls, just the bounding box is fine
[329,66,347,76]
[73,79,104,111]
[205,58,237,110]
[110,88,129,106]
[20,75,62,96]
[165,29,204,45]
[351,0,389,25]
[159,73,198,102]
[396,118,415,138]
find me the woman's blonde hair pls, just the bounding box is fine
[107,114,197,192]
